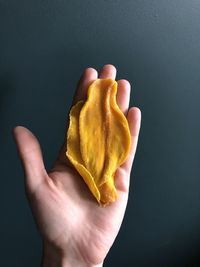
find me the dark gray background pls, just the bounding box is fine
[1,0,200,266]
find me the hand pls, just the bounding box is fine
[13,64,141,267]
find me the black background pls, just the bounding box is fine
[1,1,200,266]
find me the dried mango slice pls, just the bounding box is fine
[66,78,131,206]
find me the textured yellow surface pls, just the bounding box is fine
[66,78,131,206]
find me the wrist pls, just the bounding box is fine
[41,241,103,267]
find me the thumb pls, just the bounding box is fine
[13,126,47,194]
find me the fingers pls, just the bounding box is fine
[73,64,117,105]
[13,126,47,194]
[121,107,142,175]
[54,64,118,169]
[55,68,98,168]
[99,64,117,79]
[99,65,130,115]
[55,64,130,169]
[72,68,98,104]
[115,107,141,193]
[116,80,131,115]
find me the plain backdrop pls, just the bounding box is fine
[1,1,200,266]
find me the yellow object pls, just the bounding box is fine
[66,78,131,206]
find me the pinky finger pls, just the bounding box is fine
[121,107,142,174]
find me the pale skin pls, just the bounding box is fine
[13,64,141,267]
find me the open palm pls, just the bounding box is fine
[13,65,141,267]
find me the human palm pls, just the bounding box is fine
[13,65,141,267]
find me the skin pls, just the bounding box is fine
[13,64,141,267]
